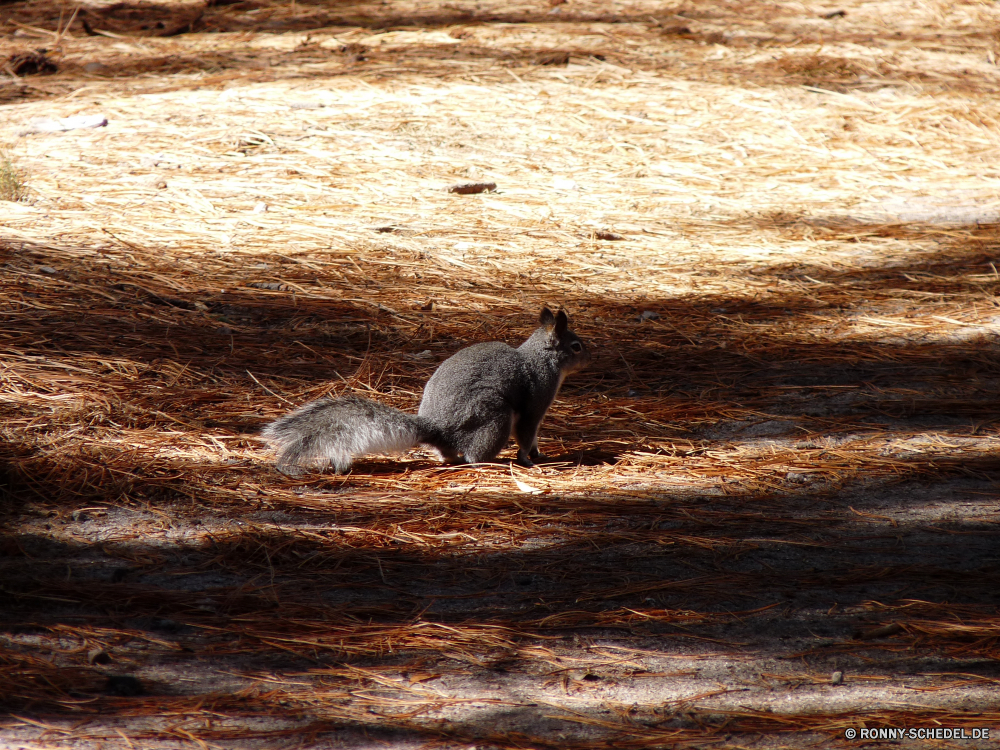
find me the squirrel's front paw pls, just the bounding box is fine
[528,446,548,460]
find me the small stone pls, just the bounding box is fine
[639,310,660,322]
[448,181,496,195]
[831,670,844,685]
[38,266,58,274]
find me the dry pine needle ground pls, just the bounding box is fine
[2,0,1000,748]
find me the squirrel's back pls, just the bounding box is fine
[419,342,531,430]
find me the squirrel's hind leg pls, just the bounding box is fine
[431,445,465,465]
[454,415,512,464]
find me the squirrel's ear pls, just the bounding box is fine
[555,310,568,335]
[539,307,556,328]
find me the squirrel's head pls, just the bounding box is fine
[539,307,591,374]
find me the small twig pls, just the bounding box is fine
[247,370,296,406]
[52,5,82,49]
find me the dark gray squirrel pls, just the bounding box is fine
[262,308,590,473]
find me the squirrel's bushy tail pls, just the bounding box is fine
[261,395,442,473]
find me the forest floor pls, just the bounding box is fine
[2,0,1000,748]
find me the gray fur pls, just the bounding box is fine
[262,308,590,473]
[261,396,446,474]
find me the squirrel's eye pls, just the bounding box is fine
[570,342,582,353]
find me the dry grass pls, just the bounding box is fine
[2,0,1000,747]
[0,148,27,201]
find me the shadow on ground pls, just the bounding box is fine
[3,0,995,105]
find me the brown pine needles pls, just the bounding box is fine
[3,0,1000,747]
